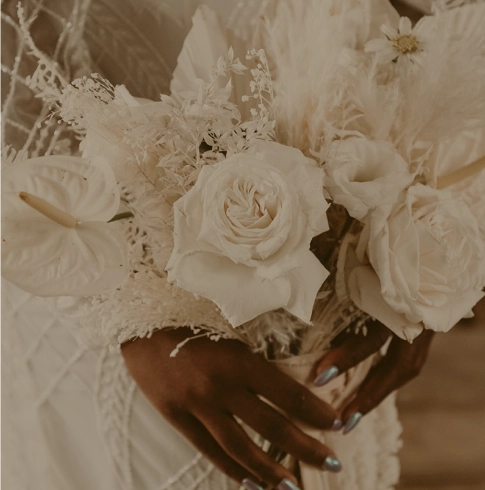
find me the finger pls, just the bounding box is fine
[341,330,435,428]
[229,390,343,473]
[197,410,300,489]
[247,357,340,430]
[314,320,392,387]
[167,410,264,488]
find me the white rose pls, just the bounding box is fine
[324,138,413,221]
[348,184,485,340]
[166,141,330,326]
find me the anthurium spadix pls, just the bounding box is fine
[2,155,129,296]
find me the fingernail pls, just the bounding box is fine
[323,456,343,473]
[314,366,339,386]
[343,412,362,435]
[277,479,300,490]
[332,419,343,431]
[242,478,264,490]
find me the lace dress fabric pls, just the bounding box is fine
[2,1,403,489]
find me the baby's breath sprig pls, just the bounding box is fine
[243,48,275,122]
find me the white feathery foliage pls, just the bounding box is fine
[340,60,402,143]
[257,0,354,155]
[255,0,399,156]
[259,0,485,169]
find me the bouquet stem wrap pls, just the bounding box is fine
[267,351,395,490]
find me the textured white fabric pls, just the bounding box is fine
[2,1,403,489]
[2,279,402,490]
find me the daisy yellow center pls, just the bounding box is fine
[392,34,419,54]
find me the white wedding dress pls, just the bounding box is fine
[2,0,423,488]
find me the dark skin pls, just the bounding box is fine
[316,320,435,424]
[122,321,435,488]
[122,327,341,488]
[122,2,435,488]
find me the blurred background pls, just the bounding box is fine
[397,299,485,489]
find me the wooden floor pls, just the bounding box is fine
[396,303,485,490]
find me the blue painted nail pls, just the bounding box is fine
[343,412,362,435]
[323,456,343,473]
[314,366,339,386]
[242,478,264,490]
[332,419,343,431]
[277,479,300,490]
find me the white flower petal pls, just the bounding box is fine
[418,290,484,332]
[357,184,485,336]
[168,251,292,327]
[246,141,308,176]
[170,5,251,119]
[81,129,136,183]
[398,17,412,35]
[284,251,329,324]
[1,219,128,297]
[364,38,391,53]
[380,24,397,39]
[3,156,120,222]
[348,265,423,341]
[378,47,399,64]
[411,16,429,38]
[325,139,413,221]
[1,156,128,296]
[289,164,329,236]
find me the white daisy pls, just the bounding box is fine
[365,17,429,70]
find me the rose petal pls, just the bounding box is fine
[348,264,423,341]
[418,289,485,332]
[289,164,329,236]
[284,251,330,324]
[167,251,292,326]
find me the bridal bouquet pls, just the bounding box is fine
[3,0,485,353]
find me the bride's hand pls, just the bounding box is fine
[122,328,343,490]
[314,321,434,434]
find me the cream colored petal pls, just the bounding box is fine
[3,155,120,222]
[284,251,330,324]
[377,47,399,64]
[348,265,423,341]
[418,290,484,333]
[1,156,128,296]
[412,16,430,39]
[398,17,412,35]
[1,218,128,297]
[169,5,251,119]
[365,38,391,52]
[380,24,397,39]
[167,251,292,327]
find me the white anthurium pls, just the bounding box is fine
[2,155,129,296]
